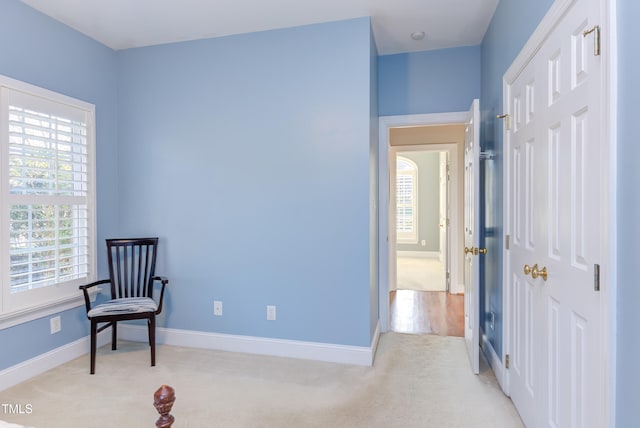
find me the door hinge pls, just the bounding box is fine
[505,354,510,369]
[594,263,600,291]
[480,151,495,161]
[583,25,601,56]
[505,234,510,250]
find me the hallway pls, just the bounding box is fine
[396,257,447,292]
[390,289,464,336]
[393,254,463,337]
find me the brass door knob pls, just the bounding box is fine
[466,247,487,255]
[524,264,532,275]
[531,264,548,281]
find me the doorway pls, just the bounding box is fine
[395,151,447,293]
[378,112,471,335]
[385,126,465,337]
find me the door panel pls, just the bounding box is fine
[463,99,480,375]
[505,0,604,426]
[509,122,539,424]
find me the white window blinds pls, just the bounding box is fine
[1,81,95,315]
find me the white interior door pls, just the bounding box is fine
[463,99,480,375]
[506,54,542,426]
[504,0,605,426]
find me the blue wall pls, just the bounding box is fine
[115,18,376,347]
[0,1,119,370]
[0,5,378,370]
[479,0,554,359]
[378,46,481,116]
[616,0,637,425]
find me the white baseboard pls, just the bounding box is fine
[451,283,465,295]
[397,251,440,259]
[0,324,380,392]
[0,331,110,391]
[481,330,508,395]
[119,323,380,367]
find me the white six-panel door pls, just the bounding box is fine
[464,99,480,375]
[504,0,605,426]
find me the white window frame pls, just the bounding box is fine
[0,75,97,329]
[396,156,418,244]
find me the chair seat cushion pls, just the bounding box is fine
[88,297,158,317]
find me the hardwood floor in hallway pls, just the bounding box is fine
[389,289,464,336]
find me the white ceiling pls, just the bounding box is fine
[20,0,499,55]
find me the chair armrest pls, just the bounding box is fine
[79,279,110,291]
[152,276,169,315]
[79,279,111,315]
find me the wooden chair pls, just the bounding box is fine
[79,238,169,374]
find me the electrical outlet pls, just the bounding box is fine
[50,316,61,334]
[421,240,426,246]
[213,300,223,316]
[267,305,276,321]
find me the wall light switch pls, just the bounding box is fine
[214,300,223,316]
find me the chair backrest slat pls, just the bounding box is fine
[124,245,130,297]
[106,238,159,300]
[136,246,143,296]
[115,246,124,297]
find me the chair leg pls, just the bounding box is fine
[112,321,118,350]
[149,316,156,367]
[90,320,97,375]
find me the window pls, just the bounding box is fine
[0,76,96,321]
[396,156,418,244]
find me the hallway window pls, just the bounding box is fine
[397,156,418,243]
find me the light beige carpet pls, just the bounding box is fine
[0,333,522,428]
[397,257,447,292]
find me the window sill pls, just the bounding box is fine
[397,240,419,245]
[0,287,101,330]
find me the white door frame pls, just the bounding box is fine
[379,112,467,332]
[439,151,450,267]
[501,0,615,425]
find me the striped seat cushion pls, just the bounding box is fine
[88,297,157,317]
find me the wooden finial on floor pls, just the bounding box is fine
[154,384,176,428]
